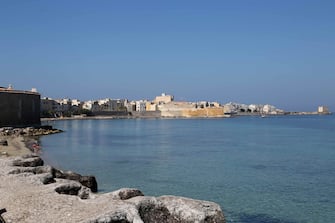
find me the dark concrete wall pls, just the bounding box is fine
[0,91,41,127]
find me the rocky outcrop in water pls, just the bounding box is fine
[2,155,226,223]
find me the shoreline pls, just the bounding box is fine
[0,130,225,223]
[0,136,32,157]
[41,111,332,122]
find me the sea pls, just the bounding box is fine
[40,115,335,223]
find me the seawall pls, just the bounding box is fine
[0,90,41,127]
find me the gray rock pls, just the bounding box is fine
[111,188,144,200]
[8,165,54,176]
[54,169,98,192]
[12,156,44,167]
[35,165,55,175]
[158,195,225,223]
[54,181,82,196]
[87,210,130,223]
[0,139,8,146]
[78,186,92,200]
[137,198,175,223]
[8,167,35,175]
[128,196,225,223]
[79,175,98,193]
[40,173,56,184]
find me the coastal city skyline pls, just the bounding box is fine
[1,1,334,111]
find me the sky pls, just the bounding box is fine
[1,0,334,111]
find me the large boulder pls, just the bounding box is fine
[110,188,144,200]
[128,196,225,223]
[54,169,98,192]
[8,165,54,175]
[158,195,225,223]
[10,155,98,192]
[86,210,131,223]
[79,175,98,193]
[136,197,175,223]
[54,181,82,196]
[12,155,44,167]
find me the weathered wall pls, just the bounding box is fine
[131,111,162,118]
[182,107,225,118]
[0,91,41,127]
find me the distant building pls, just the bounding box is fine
[318,106,329,114]
[71,99,82,112]
[125,100,136,112]
[95,98,126,112]
[41,97,60,113]
[248,104,259,113]
[146,102,158,111]
[56,99,72,112]
[136,100,147,112]
[154,93,174,104]
[82,100,100,112]
[262,104,276,114]
[158,102,196,117]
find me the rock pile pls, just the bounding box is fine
[9,154,97,198]
[2,155,226,223]
[0,126,63,137]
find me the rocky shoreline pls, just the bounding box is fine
[0,129,225,223]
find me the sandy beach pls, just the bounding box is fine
[0,136,32,157]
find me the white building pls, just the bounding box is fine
[125,100,136,112]
[248,104,259,113]
[56,99,72,112]
[82,100,100,112]
[136,100,147,112]
[262,104,277,114]
[318,106,329,114]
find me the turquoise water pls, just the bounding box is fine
[41,115,335,223]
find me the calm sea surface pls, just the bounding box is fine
[41,115,335,223]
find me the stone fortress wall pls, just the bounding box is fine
[0,88,41,127]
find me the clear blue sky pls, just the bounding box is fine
[1,0,334,111]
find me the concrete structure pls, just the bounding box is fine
[154,93,174,104]
[146,102,158,111]
[318,106,330,114]
[158,102,196,117]
[0,87,40,127]
[82,100,100,112]
[125,101,136,112]
[182,107,225,118]
[262,104,276,114]
[136,100,147,112]
[56,99,72,112]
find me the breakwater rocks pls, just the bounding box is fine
[1,155,225,223]
[0,126,63,137]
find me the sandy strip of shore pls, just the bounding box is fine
[0,136,32,157]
